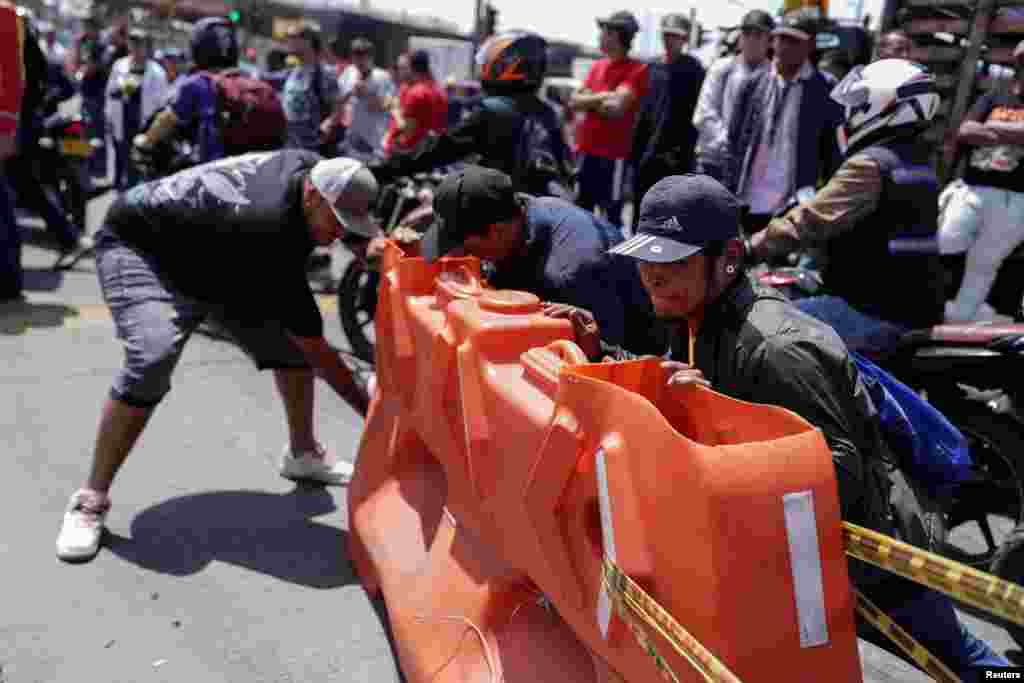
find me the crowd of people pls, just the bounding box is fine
[2,0,1024,676]
[0,10,454,289]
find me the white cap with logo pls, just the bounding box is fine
[309,157,380,239]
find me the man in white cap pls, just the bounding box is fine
[56,150,379,563]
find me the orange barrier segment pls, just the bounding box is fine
[348,242,863,682]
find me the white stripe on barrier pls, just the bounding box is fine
[783,491,829,648]
[596,447,617,639]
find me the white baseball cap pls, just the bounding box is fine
[309,157,379,239]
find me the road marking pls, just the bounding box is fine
[0,293,339,333]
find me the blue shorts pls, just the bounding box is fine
[576,153,627,225]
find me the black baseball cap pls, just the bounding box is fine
[608,175,740,263]
[773,10,820,42]
[661,14,691,37]
[422,166,522,262]
[740,9,775,33]
[597,11,640,37]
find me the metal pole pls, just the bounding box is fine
[943,0,996,180]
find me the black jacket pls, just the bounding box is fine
[725,65,843,202]
[370,92,571,195]
[824,134,945,329]
[603,275,894,535]
[630,53,705,190]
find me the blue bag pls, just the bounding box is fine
[851,352,973,492]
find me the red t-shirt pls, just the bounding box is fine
[574,57,649,160]
[0,5,26,137]
[384,78,448,154]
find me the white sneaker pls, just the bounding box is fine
[279,443,354,486]
[56,489,110,562]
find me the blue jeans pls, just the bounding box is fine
[576,153,626,228]
[81,96,107,179]
[861,570,1007,678]
[795,296,910,356]
[7,152,81,248]
[0,173,21,298]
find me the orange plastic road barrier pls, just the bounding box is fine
[348,241,862,683]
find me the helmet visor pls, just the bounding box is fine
[830,65,868,109]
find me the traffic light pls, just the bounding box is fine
[228,8,241,23]
[483,3,498,37]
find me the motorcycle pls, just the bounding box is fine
[757,196,1024,646]
[32,113,107,230]
[337,168,457,364]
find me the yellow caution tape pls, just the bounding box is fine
[597,521,1024,683]
[853,588,961,683]
[601,558,743,683]
[843,522,1024,628]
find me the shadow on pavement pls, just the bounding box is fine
[105,486,358,589]
[0,297,79,334]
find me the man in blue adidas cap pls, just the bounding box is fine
[557,174,1007,677]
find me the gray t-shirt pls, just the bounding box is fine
[282,64,339,151]
[338,64,395,156]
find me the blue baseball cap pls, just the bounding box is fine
[608,175,741,263]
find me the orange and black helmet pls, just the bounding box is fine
[475,31,547,92]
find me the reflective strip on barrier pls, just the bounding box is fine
[843,522,1024,628]
[596,448,617,639]
[852,588,961,683]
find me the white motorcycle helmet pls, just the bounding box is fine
[831,58,940,154]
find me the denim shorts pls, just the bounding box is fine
[94,227,309,408]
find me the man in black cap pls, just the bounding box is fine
[693,9,774,181]
[630,14,705,232]
[553,173,1008,678]
[725,9,844,234]
[421,164,661,354]
[569,11,649,228]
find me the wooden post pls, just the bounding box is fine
[942,0,997,180]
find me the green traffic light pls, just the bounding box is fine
[229,9,241,22]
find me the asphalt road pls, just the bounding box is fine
[0,176,1020,681]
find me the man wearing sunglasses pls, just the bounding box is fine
[746,58,946,355]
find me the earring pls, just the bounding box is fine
[726,265,736,274]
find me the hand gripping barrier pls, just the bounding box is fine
[347,242,863,683]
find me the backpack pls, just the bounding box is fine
[202,69,286,154]
[512,109,568,196]
[851,351,973,494]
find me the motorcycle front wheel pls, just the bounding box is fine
[337,259,380,364]
[940,403,1024,565]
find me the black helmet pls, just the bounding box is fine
[190,17,238,70]
[475,31,547,93]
